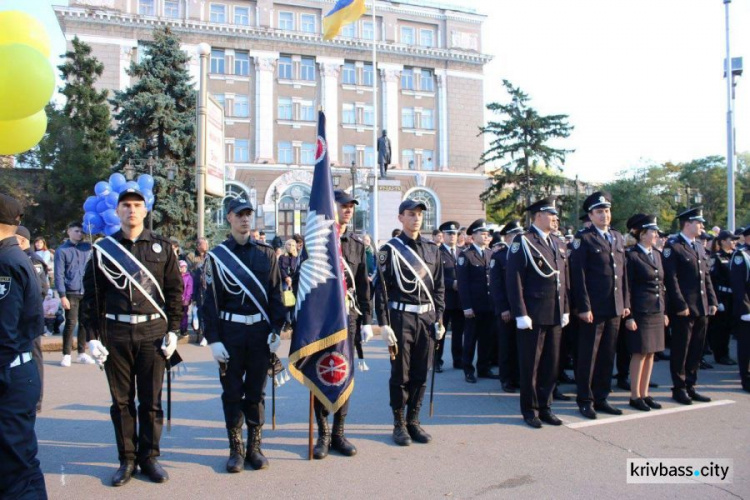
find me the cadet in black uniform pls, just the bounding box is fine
[438,221,463,370]
[202,198,285,473]
[0,194,47,499]
[506,197,569,428]
[81,187,183,486]
[490,220,523,393]
[708,230,739,365]
[375,199,445,446]
[570,192,630,419]
[662,207,718,404]
[312,190,374,459]
[458,219,497,383]
[729,240,750,392]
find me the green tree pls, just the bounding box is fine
[110,27,197,240]
[479,79,574,223]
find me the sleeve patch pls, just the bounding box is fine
[490,259,496,268]
[663,248,672,258]
[379,250,388,263]
[0,276,11,300]
[735,255,744,266]
[458,256,465,266]
[572,238,581,250]
[510,242,520,254]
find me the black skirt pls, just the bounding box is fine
[626,311,665,354]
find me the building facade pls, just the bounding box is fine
[55,0,491,242]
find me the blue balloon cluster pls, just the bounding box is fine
[81,172,155,235]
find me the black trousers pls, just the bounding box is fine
[615,319,630,380]
[32,336,43,412]
[669,315,709,390]
[443,308,464,368]
[496,316,519,385]
[737,320,750,387]
[576,315,621,404]
[517,324,561,418]
[62,293,87,355]
[105,323,166,463]
[560,316,579,378]
[708,309,733,362]
[389,310,434,410]
[315,314,356,419]
[0,360,47,500]
[221,322,271,429]
[461,311,494,375]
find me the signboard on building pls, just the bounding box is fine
[205,95,225,197]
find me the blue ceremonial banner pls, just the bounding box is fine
[288,110,353,412]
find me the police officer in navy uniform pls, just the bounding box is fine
[311,190,374,459]
[0,194,47,499]
[570,191,630,419]
[375,199,445,446]
[662,207,718,405]
[457,219,497,383]
[506,197,569,428]
[729,238,750,393]
[708,230,740,366]
[490,220,524,393]
[202,198,286,472]
[437,220,463,371]
[81,188,183,486]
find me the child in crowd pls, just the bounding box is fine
[180,260,194,337]
[42,290,64,336]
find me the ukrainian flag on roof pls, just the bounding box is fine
[322,0,366,40]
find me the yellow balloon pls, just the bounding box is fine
[0,11,51,57]
[0,44,55,120]
[0,109,48,155]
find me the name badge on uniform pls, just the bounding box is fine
[152,242,162,253]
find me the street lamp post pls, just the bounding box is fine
[272,186,279,236]
[350,161,357,231]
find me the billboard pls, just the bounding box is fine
[205,95,225,197]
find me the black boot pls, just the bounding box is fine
[392,409,412,446]
[406,404,432,444]
[246,426,269,470]
[331,413,357,456]
[111,460,136,487]
[226,427,245,473]
[313,416,331,460]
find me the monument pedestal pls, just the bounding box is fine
[375,178,402,245]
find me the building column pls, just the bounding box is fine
[436,71,449,171]
[317,57,344,164]
[251,51,279,162]
[378,63,402,167]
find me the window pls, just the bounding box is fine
[300,13,316,33]
[364,146,374,167]
[342,145,356,166]
[341,23,356,38]
[213,93,226,113]
[278,142,293,164]
[421,109,434,130]
[300,101,315,121]
[342,103,355,124]
[419,29,435,48]
[422,150,434,170]
[362,21,374,40]
[402,108,415,129]
[400,26,415,45]
[278,56,292,79]
[300,143,315,165]
[401,68,414,90]
[406,189,437,231]
[234,6,250,25]
[210,49,225,74]
[363,63,373,86]
[234,139,249,162]
[363,104,374,126]
[210,4,226,23]
[278,98,292,120]
[233,95,249,118]
[278,11,294,31]
[300,57,316,81]
[138,0,155,16]
[164,0,179,18]
[234,51,250,76]
[420,69,434,92]
[402,149,415,170]
[342,63,356,85]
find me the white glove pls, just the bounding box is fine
[741,314,750,322]
[268,332,281,353]
[434,322,446,341]
[562,313,570,328]
[357,359,370,371]
[161,331,178,359]
[516,316,533,330]
[88,340,109,365]
[381,325,397,346]
[210,341,230,363]
[361,325,374,344]
[718,303,726,312]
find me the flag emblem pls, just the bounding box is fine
[316,352,350,387]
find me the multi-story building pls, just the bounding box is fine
[54,0,491,242]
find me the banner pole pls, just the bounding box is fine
[308,392,314,460]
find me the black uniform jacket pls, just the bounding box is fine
[340,230,372,324]
[489,244,510,315]
[202,236,286,344]
[374,232,445,325]
[439,244,460,310]
[710,250,733,313]
[625,245,665,315]
[729,249,750,318]
[457,244,492,313]
[81,229,184,337]
[662,234,717,316]
[506,227,569,326]
[570,226,630,317]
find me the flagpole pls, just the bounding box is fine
[308,392,314,460]
[371,0,380,245]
